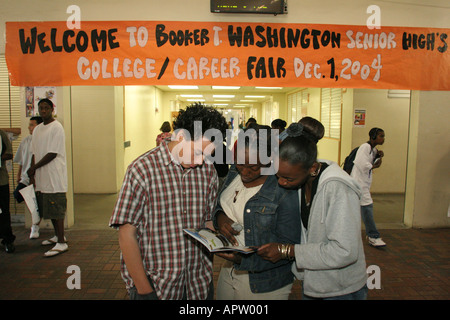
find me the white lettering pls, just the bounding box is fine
[126,26,137,47]
[66,5,81,30]
[213,26,222,46]
[66,265,81,290]
[366,5,381,30]
[137,26,148,47]
[367,265,381,289]
[173,57,240,80]
[77,57,90,80]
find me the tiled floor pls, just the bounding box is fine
[0,226,448,300]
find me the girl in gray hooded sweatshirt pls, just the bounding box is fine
[258,124,368,300]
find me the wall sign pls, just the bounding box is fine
[354,109,366,127]
[5,21,449,90]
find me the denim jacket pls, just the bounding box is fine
[212,165,301,294]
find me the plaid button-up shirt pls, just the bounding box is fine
[110,140,219,299]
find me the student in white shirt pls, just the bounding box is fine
[351,127,386,247]
[13,116,43,239]
[27,99,68,257]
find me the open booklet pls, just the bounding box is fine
[183,228,257,254]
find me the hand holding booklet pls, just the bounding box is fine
[183,228,257,254]
[19,184,40,225]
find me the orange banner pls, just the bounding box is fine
[5,21,450,90]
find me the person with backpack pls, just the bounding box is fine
[351,127,386,247]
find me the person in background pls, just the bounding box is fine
[245,117,256,128]
[212,142,230,191]
[110,103,228,300]
[258,123,368,300]
[299,116,325,143]
[156,121,172,146]
[0,129,15,253]
[213,125,300,300]
[13,116,43,239]
[351,127,386,247]
[27,99,68,257]
[279,117,325,144]
[271,119,287,133]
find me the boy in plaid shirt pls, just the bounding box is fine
[110,104,228,300]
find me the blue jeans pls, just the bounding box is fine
[302,285,368,300]
[361,204,380,239]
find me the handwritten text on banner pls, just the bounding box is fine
[5,21,449,90]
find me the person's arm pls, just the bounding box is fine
[0,130,13,161]
[16,165,22,184]
[27,152,57,178]
[294,181,361,270]
[353,143,374,174]
[110,164,151,295]
[118,223,153,294]
[1,152,12,161]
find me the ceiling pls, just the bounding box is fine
[155,85,295,109]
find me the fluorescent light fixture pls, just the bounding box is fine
[168,85,198,89]
[180,94,203,98]
[214,99,231,102]
[187,99,205,102]
[213,103,229,106]
[387,90,410,99]
[244,95,265,98]
[213,95,235,98]
[255,87,283,89]
[240,100,257,102]
[212,86,240,90]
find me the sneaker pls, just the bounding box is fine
[367,236,386,247]
[5,242,15,253]
[30,225,40,239]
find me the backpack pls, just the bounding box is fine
[342,146,359,175]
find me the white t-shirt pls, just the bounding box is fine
[31,120,68,193]
[220,175,262,246]
[13,135,33,185]
[351,142,377,205]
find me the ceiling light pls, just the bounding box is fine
[213,103,229,106]
[244,95,265,98]
[387,90,410,98]
[180,94,203,98]
[187,99,205,101]
[240,100,257,102]
[255,87,283,89]
[213,95,235,98]
[214,99,231,102]
[212,86,240,90]
[168,85,198,89]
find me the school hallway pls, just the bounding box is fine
[0,194,448,300]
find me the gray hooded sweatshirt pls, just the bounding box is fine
[292,160,367,298]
